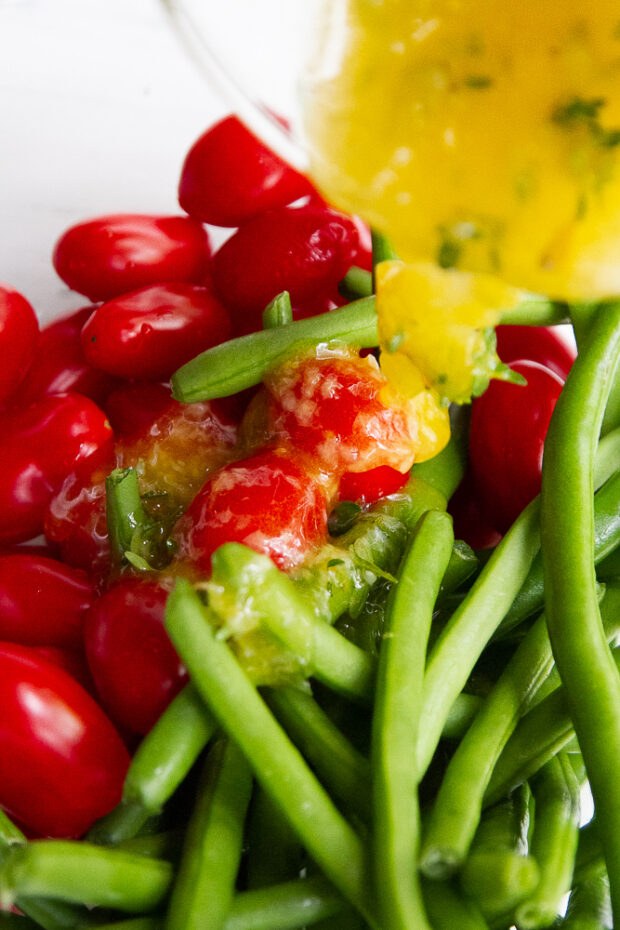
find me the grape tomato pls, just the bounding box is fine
[53,214,212,302]
[468,359,565,533]
[0,643,129,838]
[0,283,39,407]
[178,115,314,227]
[0,393,113,546]
[495,324,576,381]
[211,204,361,326]
[172,447,329,573]
[84,579,186,735]
[20,306,120,408]
[80,283,232,380]
[0,553,93,647]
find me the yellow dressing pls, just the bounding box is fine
[304,0,620,410]
[376,261,524,403]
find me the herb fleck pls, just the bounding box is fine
[463,74,493,90]
[552,96,620,149]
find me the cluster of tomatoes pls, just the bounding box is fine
[0,116,424,842]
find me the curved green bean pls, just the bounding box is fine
[421,606,559,877]
[540,300,620,924]
[372,509,454,930]
[209,543,376,703]
[417,496,541,774]
[165,738,253,930]
[90,685,216,845]
[485,583,620,804]
[171,297,378,402]
[498,463,620,638]
[0,842,172,913]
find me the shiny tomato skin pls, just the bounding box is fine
[80,283,232,380]
[44,446,113,578]
[211,205,360,320]
[264,351,417,477]
[0,553,93,647]
[173,448,328,572]
[338,465,410,505]
[0,643,129,837]
[0,284,39,406]
[495,325,576,382]
[52,214,211,302]
[85,579,186,735]
[468,360,564,534]
[0,393,113,546]
[20,307,120,408]
[178,115,314,227]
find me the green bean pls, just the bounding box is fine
[90,685,216,845]
[597,545,620,580]
[0,812,93,930]
[171,294,563,403]
[171,297,379,402]
[417,496,540,774]
[210,543,376,702]
[485,583,620,804]
[515,753,581,929]
[539,300,620,924]
[496,459,620,638]
[441,692,484,740]
[498,300,569,326]
[0,813,24,850]
[421,605,560,877]
[341,266,373,300]
[421,879,490,930]
[225,875,347,930]
[571,301,620,437]
[105,467,148,566]
[164,580,377,927]
[410,403,470,500]
[165,738,253,930]
[246,788,304,889]
[262,291,293,329]
[560,874,613,930]
[575,820,606,886]
[459,788,539,925]
[437,539,479,602]
[372,510,454,930]
[0,842,172,913]
[421,582,607,875]
[265,686,372,822]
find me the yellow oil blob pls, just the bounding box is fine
[376,261,524,403]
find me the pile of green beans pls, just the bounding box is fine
[2,287,620,930]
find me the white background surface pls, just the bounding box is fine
[0,0,229,324]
